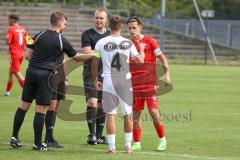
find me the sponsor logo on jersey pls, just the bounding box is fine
[104,40,132,51]
[152,95,158,102]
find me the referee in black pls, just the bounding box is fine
[81,8,110,145]
[44,64,67,148]
[10,11,93,151]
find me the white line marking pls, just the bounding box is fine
[0,141,231,160]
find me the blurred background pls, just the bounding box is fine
[0,0,239,65]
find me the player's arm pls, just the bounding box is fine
[62,36,93,62]
[25,35,35,61]
[91,53,99,82]
[5,29,12,45]
[131,41,145,64]
[63,59,69,90]
[150,37,171,84]
[25,33,39,61]
[72,52,94,62]
[91,51,102,90]
[25,36,36,61]
[25,48,33,61]
[91,40,103,90]
[82,46,93,54]
[135,41,145,63]
[80,46,97,60]
[81,30,93,55]
[157,53,171,84]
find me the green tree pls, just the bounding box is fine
[213,0,240,19]
[2,0,240,19]
[108,0,213,18]
[166,0,212,17]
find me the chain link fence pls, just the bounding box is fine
[147,12,240,50]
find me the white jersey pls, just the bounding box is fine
[95,35,139,79]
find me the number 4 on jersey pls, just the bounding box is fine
[111,53,121,72]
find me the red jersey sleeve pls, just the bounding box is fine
[6,28,13,45]
[150,37,162,56]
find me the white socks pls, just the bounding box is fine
[107,132,133,150]
[107,134,116,150]
[125,132,132,148]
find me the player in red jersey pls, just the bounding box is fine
[4,14,26,96]
[127,16,171,151]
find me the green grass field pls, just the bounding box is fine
[0,53,239,160]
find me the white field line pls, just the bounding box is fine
[0,141,231,160]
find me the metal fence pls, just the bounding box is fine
[146,13,240,50]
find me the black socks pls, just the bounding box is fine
[86,106,97,135]
[12,108,27,139]
[45,110,55,142]
[86,106,106,138]
[96,107,106,138]
[33,112,45,146]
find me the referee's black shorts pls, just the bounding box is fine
[22,67,53,106]
[83,76,102,103]
[48,66,66,101]
[51,82,65,101]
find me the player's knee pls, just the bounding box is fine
[48,100,58,111]
[14,72,23,78]
[149,109,161,122]
[133,120,140,125]
[48,106,56,111]
[36,105,48,114]
[133,121,141,129]
[132,115,141,126]
[20,101,31,111]
[8,78,14,83]
[133,111,141,120]
[87,99,98,107]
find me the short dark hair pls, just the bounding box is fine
[127,16,142,25]
[50,11,67,26]
[9,14,19,22]
[109,16,124,31]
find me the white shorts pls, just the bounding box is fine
[102,77,133,115]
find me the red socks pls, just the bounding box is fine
[133,128,141,142]
[154,124,165,138]
[133,125,164,142]
[6,82,13,92]
[6,79,24,92]
[18,79,25,88]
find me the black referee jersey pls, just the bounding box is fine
[81,28,110,78]
[22,30,77,105]
[27,29,77,69]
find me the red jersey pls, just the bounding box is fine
[6,24,27,57]
[130,35,162,90]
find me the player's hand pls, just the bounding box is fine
[64,80,69,91]
[137,41,145,52]
[94,80,103,90]
[164,76,171,86]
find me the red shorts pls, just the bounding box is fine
[9,55,23,73]
[132,85,158,111]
